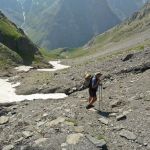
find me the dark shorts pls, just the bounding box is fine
[89,89,97,97]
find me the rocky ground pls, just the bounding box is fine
[0,48,150,150]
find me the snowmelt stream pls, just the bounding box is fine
[0,61,70,104]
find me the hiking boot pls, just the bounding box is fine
[86,105,94,109]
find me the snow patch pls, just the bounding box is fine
[15,66,33,72]
[37,61,70,72]
[0,79,67,104]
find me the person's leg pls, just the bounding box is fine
[88,96,92,103]
[86,89,96,109]
[89,97,97,106]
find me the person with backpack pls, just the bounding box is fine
[85,72,102,109]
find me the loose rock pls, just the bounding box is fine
[86,135,107,148]
[2,145,14,150]
[98,118,109,125]
[0,116,9,125]
[74,126,84,133]
[116,114,127,121]
[48,117,65,127]
[22,131,33,138]
[120,129,136,140]
[66,133,84,145]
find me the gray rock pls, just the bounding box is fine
[34,138,48,146]
[122,53,134,61]
[86,135,106,148]
[120,129,136,140]
[61,143,68,147]
[144,94,150,101]
[2,145,14,150]
[74,126,84,133]
[22,131,33,138]
[14,137,24,143]
[116,114,127,121]
[109,113,117,117]
[98,118,109,125]
[113,125,125,131]
[48,117,65,127]
[0,116,9,125]
[110,100,123,108]
[66,133,84,145]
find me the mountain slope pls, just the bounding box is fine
[0,43,23,70]
[0,11,39,65]
[107,0,148,20]
[0,0,120,50]
[24,0,120,50]
[86,2,150,53]
[52,2,150,59]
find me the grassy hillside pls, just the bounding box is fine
[0,15,22,39]
[0,11,40,65]
[0,43,23,70]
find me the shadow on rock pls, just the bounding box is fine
[96,110,112,118]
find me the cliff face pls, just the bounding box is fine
[0,11,39,65]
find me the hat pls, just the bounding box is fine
[85,73,91,79]
[95,72,102,76]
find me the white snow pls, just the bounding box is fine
[0,79,67,104]
[37,61,70,72]
[15,61,69,72]
[0,61,70,104]
[15,66,33,72]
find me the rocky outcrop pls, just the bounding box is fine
[0,11,39,65]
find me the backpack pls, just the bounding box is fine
[83,74,92,88]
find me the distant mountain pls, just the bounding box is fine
[0,11,40,65]
[0,0,147,50]
[0,0,23,26]
[0,0,120,50]
[107,0,148,20]
[86,2,150,51]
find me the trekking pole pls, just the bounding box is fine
[101,84,103,110]
[99,85,101,111]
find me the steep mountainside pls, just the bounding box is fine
[107,0,148,20]
[23,0,120,50]
[0,43,22,70]
[0,11,39,65]
[0,0,120,50]
[51,2,150,59]
[86,2,150,53]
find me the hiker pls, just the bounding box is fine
[85,72,102,109]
